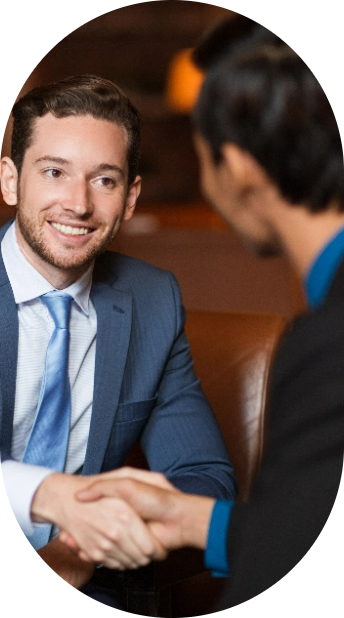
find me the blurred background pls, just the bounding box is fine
[0,1,305,317]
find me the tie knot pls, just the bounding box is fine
[41,291,73,330]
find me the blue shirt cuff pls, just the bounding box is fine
[205,499,233,577]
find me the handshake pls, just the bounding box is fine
[31,468,215,574]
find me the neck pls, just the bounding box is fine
[269,201,344,279]
[32,264,90,290]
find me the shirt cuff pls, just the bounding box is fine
[1,460,54,536]
[205,499,233,577]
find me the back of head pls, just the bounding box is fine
[193,15,285,71]
[11,74,141,185]
[193,43,344,213]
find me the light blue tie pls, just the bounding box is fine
[23,291,73,549]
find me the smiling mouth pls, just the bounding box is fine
[50,222,94,236]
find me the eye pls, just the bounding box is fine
[44,168,62,179]
[95,176,116,189]
[99,176,115,187]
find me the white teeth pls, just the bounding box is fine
[51,222,90,236]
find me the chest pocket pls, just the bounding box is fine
[101,395,157,471]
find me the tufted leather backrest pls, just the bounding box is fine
[125,309,288,502]
[185,310,288,502]
[120,310,290,615]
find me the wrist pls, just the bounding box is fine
[31,472,67,524]
[177,494,215,550]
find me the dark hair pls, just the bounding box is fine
[193,15,285,71]
[11,74,141,185]
[193,45,344,213]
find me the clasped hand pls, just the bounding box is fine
[31,468,178,570]
[58,468,215,568]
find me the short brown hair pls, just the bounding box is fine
[11,74,141,185]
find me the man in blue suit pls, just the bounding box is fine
[0,74,236,601]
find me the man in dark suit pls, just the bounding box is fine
[69,24,344,610]
[0,74,235,603]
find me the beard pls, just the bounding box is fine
[243,236,282,258]
[15,204,119,272]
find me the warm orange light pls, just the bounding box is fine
[165,48,204,114]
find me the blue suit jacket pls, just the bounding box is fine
[0,221,236,500]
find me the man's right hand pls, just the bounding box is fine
[31,472,167,570]
[61,476,216,560]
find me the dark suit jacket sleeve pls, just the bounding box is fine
[219,303,344,608]
[139,271,237,501]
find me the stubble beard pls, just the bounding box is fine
[15,203,119,272]
[245,237,282,258]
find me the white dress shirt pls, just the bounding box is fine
[1,221,97,536]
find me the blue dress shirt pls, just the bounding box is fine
[305,225,344,309]
[205,500,233,576]
[205,225,344,577]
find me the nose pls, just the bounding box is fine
[65,178,92,217]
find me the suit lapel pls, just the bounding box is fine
[83,275,132,474]
[0,240,18,458]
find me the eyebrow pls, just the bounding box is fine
[34,158,125,179]
[34,156,69,165]
[90,163,125,179]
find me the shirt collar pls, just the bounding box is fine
[1,221,93,315]
[305,224,344,309]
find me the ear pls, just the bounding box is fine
[0,157,19,206]
[220,143,268,194]
[123,175,141,221]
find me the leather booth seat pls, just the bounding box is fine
[95,310,289,616]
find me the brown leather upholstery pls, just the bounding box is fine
[185,310,288,501]
[115,310,289,616]
[125,310,288,490]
